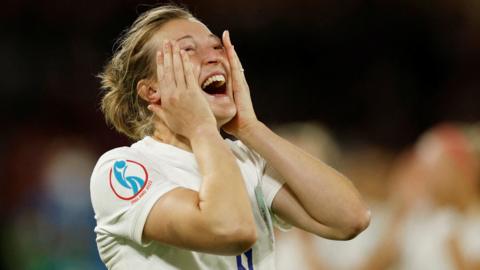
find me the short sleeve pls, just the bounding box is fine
[90,148,178,246]
[261,166,292,231]
[261,173,284,209]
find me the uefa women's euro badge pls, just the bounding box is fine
[109,160,150,201]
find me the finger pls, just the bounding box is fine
[156,50,164,89]
[172,41,186,89]
[147,103,159,113]
[156,50,163,77]
[223,30,243,70]
[147,103,166,120]
[222,29,233,48]
[222,30,236,66]
[222,30,248,87]
[163,40,174,90]
[180,50,197,89]
[223,31,245,77]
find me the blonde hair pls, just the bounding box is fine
[99,5,194,140]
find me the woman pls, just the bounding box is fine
[90,5,370,270]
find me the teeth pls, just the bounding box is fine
[202,74,226,89]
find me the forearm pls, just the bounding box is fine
[190,126,256,234]
[238,121,370,236]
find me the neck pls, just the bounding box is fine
[152,120,192,152]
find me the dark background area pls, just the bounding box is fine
[0,0,479,268]
[2,0,479,148]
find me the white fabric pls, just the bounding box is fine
[274,229,316,270]
[459,210,480,263]
[261,173,291,231]
[90,136,285,270]
[398,203,480,270]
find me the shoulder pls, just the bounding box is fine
[90,144,158,210]
[90,141,179,213]
[91,146,147,183]
[96,145,146,165]
[90,145,181,247]
[91,138,157,176]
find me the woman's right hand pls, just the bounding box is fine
[148,40,217,139]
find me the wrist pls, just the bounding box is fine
[236,120,266,142]
[189,123,221,141]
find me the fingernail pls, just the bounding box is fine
[180,49,185,55]
[147,105,153,111]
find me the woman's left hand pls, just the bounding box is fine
[221,30,260,138]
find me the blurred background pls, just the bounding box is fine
[1,0,479,269]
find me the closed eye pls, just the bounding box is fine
[182,46,195,52]
[209,34,224,50]
[213,41,225,51]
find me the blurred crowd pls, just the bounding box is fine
[1,0,480,269]
[3,120,479,270]
[274,121,480,270]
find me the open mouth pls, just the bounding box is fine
[201,74,227,95]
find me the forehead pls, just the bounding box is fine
[150,18,213,45]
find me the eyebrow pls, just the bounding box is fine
[176,35,194,42]
[175,34,222,43]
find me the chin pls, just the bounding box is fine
[213,106,237,127]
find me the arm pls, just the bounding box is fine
[240,123,370,240]
[221,31,370,240]
[144,127,256,255]
[142,40,256,255]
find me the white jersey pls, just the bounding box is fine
[90,136,285,270]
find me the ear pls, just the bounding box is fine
[137,79,160,103]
